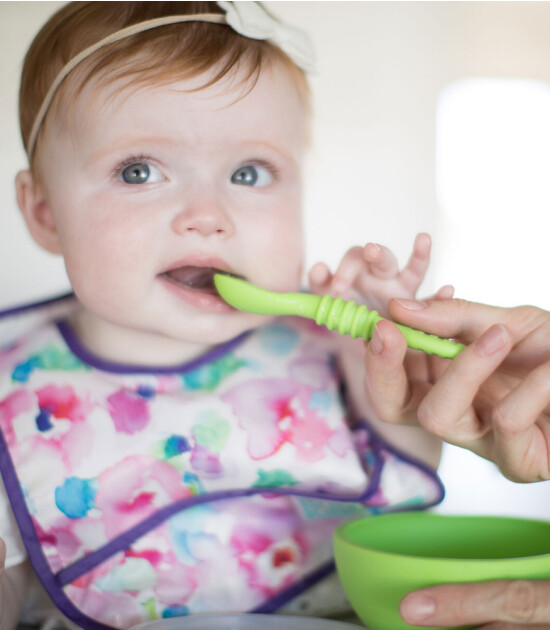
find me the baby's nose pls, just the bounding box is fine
[171,198,234,237]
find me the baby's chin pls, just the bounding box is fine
[150,308,270,349]
[68,304,265,368]
[179,311,274,345]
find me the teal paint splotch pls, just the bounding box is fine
[257,324,299,356]
[181,354,246,391]
[253,469,299,488]
[13,345,89,383]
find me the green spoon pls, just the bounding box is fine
[213,274,465,359]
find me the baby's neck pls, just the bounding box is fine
[69,307,214,369]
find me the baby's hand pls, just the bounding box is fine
[0,538,33,628]
[0,536,4,574]
[0,536,6,614]
[308,233,446,317]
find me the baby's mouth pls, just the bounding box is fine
[162,266,242,296]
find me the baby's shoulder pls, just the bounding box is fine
[0,293,77,382]
[0,293,75,344]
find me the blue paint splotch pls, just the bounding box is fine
[35,407,54,432]
[55,476,97,519]
[162,606,190,618]
[164,435,191,458]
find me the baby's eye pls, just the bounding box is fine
[120,162,163,184]
[230,164,273,187]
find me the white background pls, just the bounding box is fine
[1,2,549,519]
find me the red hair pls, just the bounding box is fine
[19,1,310,168]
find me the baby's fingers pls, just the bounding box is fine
[331,242,402,293]
[330,246,367,294]
[398,232,431,291]
[425,285,455,302]
[362,242,399,279]
[308,262,333,295]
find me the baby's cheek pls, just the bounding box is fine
[65,242,138,310]
[258,233,303,292]
[279,231,304,288]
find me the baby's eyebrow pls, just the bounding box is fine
[83,137,180,166]
[82,137,300,169]
[236,140,300,168]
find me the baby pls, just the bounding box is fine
[0,2,445,628]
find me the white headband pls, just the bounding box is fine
[27,1,315,159]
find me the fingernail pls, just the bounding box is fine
[370,325,384,354]
[401,594,436,623]
[394,299,428,310]
[475,324,508,356]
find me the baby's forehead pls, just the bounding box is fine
[85,65,253,109]
[43,61,308,164]
[59,62,270,127]
[52,48,303,126]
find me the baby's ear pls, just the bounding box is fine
[15,170,62,254]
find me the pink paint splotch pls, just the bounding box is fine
[107,389,150,434]
[222,379,336,462]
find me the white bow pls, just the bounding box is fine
[218,1,316,73]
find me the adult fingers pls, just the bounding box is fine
[491,360,550,482]
[480,623,550,629]
[486,621,550,630]
[400,580,550,627]
[388,298,544,346]
[364,320,428,424]
[416,324,513,443]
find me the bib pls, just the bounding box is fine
[0,299,443,629]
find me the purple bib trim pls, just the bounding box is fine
[56,319,252,375]
[0,292,74,320]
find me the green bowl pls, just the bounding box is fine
[334,512,550,630]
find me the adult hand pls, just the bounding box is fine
[363,298,550,482]
[400,580,550,628]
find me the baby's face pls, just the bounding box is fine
[36,61,307,364]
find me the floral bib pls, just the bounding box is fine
[0,301,443,629]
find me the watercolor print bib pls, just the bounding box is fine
[0,301,443,630]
